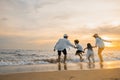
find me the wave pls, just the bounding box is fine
[0,49,120,66]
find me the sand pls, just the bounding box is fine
[0,68,120,80]
[0,61,120,80]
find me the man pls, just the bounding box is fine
[54,34,74,63]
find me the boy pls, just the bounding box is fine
[74,39,84,61]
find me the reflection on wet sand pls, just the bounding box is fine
[58,63,67,70]
[87,63,95,69]
[78,62,104,70]
[78,62,95,70]
[100,62,104,69]
[57,61,120,71]
[79,62,83,69]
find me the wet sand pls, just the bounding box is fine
[0,61,120,74]
[0,61,120,80]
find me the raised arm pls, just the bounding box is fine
[102,38,112,43]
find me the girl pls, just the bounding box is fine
[84,43,95,63]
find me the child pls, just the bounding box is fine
[74,39,84,61]
[84,43,95,63]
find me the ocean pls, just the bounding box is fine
[0,49,120,66]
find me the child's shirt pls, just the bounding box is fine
[75,44,83,51]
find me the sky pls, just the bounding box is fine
[0,0,120,50]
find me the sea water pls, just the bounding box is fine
[0,49,120,66]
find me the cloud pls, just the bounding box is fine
[0,0,120,49]
[94,25,120,36]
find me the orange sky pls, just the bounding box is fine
[0,0,120,50]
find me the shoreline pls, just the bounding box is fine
[0,60,120,74]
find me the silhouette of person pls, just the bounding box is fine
[93,34,112,62]
[54,34,74,63]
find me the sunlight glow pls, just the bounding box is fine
[104,42,113,47]
[105,61,119,69]
[111,21,120,26]
[102,36,113,47]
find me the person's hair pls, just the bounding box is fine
[93,33,102,39]
[74,39,79,44]
[64,36,68,38]
[63,34,68,38]
[87,43,93,50]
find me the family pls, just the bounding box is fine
[54,34,111,63]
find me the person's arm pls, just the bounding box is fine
[92,46,97,48]
[84,47,87,52]
[53,39,60,51]
[67,40,75,48]
[102,38,112,43]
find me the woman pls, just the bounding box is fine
[93,34,111,62]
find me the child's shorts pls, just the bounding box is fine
[75,50,83,55]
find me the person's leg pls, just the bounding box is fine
[80,53,84,60]
[58,62,61,70]
[64,55,67,63]
[75,51,78,55]
[98,48,104,62]
[63,49,67,63]
[76,50,83,61]
[78,53,83,61]
[88,55,91,63]
[91,54,95,63]
[58,51,61,63]
[64,63,67,70]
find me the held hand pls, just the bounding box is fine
[109,41,112,43]
[93,46,97,48]
[53,49,56,51]
[74,46,76,48]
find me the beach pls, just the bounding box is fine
[0,61,120,80]
[0,49,120,80]
[0,68,120,80]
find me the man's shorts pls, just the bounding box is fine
[58,49,67,56]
